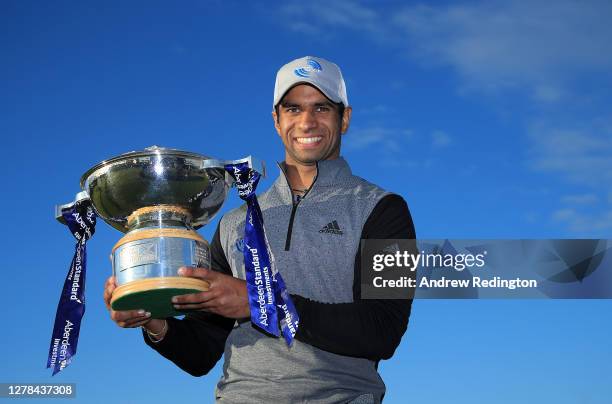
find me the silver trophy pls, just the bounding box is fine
[57,146,257,318]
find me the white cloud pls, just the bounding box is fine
[345,126,411,152]
[561,194,599,205]
[553,208,576,222]
[533,85,565,103]
[278,0,612,101]
[287,21,321,35]
[530,120,612,233]
[345,126,455,167]
[359,104,393,115]
[431,130,451,147]
[528,121,612,186]
[553,208,612,232]
[344,126,421,166]
[394,0,612,99]
[279,0,382,36]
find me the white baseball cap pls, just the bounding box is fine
[273,56,349,108]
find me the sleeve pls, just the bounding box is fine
[291,194,416,361]
[142,221,235,376]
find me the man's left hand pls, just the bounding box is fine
[172,267,250,319]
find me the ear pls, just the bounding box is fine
[340,106,352,135]
[272,109,282,136]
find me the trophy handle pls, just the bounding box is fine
[201,156,266,187]
[55,191,90,225]
[201,155,265,174]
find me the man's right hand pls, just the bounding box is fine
[103,276,167,339]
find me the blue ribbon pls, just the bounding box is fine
[225,161,299,345]
[47,198,96,375]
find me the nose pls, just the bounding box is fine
[298,109,317,131]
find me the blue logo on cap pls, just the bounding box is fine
[294,58,322,78]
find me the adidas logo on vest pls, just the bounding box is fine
[319,220,343,235]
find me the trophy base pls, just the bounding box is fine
[111,277,210,319]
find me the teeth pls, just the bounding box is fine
[296,137,322,144]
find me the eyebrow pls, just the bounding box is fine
[280,101,299,108]
[280,100,337,109]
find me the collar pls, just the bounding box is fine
[272,157,353,203]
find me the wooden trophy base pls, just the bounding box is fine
[111,277,210,319]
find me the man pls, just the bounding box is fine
[104,56,416,403]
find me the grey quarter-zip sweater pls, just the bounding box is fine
[144,157,416,403]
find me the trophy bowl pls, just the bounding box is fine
[60,146,234,318]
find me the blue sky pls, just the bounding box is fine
[1,1,611,403]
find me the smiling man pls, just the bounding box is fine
[104,56,416,403]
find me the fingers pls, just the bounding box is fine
[103,276,117,311]
[172,293,223,311]
[172,300,220,311]
[121,317,152,329]
[178,266,217,281]
[174,272,249,318]
[104,276,144,328]
[105,267,224,326]
[172,289,218,309]
[110,309,152,328]
[104,276,117,291]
